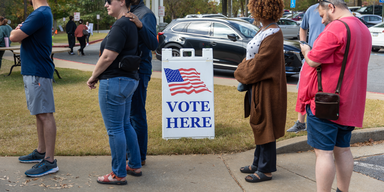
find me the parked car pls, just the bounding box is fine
[185,14,227,18]
[285,12,305,21]
[369,22,384,52]
[358,15,383,25]
[356,5,383,16]
[156,18,303,76]
[356,16,376,28]
[277,18,300,39]
[348,6,361,12]
[236,17,255,24]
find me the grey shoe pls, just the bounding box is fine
[287,120,306,133]
[25,159,59,177]
[19,149,45,163]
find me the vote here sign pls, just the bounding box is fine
[162,48,215,139]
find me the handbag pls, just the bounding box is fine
[118,46,142,72]
[314,20,350,120]
[82,26,89,36]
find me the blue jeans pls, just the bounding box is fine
[128,73,151,162]
[99,77,140,177]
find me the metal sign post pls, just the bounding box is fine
[381,0,384,22]
[97,14,100,33]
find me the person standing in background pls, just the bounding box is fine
[124,0,158,166]
[66,16,77,55]
[287,3,325,133]
[85,21,91,46]
[74,19,87,56]
[0,16,12,69]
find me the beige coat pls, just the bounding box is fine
[234,30,287,145]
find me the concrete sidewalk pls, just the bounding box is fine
[1,58,384,191]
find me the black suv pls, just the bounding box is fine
[156,18,303,76]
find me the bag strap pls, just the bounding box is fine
[317,19,351,94]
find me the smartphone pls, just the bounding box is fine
[299,41,312,49]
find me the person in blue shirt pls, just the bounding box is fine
[10,0,59,177]
[0,17,13,69]
[125,0,158,166]
[287,3,325,133]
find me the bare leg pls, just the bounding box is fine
[36,113,57,162]
[298,113,306,123]
[36,115,46,153]
[314,148,335,192]
[334,147,353,192]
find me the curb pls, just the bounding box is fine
[276,127,384,154]
[52,39,103,48]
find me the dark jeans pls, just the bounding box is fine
[0,50,4,69]
[252,141,277,173]
[67,34,75,52]
[86,34,90,43]
[77,36,86,55]
[128,73,151,162]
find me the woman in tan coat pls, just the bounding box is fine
[234,0,287,183]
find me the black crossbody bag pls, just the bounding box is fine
[118,46,142,72]
[314,20,350,120]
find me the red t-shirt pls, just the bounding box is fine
[296,17,371,127]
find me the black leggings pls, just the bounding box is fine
[77,36,86,55]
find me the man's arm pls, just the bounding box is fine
[299,28,308,42]
[137,13,158,50]
[300,44,321,68]
[10,23,29,43]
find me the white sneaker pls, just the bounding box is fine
[86,43,89,46]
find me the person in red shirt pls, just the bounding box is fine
[74,19,87,56]
[298,0,371,191]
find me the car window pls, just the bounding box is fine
[370,16,381,21]
[375,22,384,28]
[186,22,211,36]
[212,23,237,38]
[286,20,296,25]
[172,22,188,32]
[231,22,259,38]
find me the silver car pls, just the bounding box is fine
[277,18,300,39]
[358,15,383,25]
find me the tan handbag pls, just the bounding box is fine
[314,20,350,120]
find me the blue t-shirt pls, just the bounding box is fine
[300,3,325,47]
[20,6,54,79]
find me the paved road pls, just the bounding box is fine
[4,43,384,93]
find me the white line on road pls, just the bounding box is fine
[354,161,384,172]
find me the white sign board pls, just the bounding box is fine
[162,48,215,139]
[97,14,100,20]
[74,12,80,21]
[159,6,165,17]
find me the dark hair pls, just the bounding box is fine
[69,16,74,20]
[79,19,83,24]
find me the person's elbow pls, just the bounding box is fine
[306,60,321,68]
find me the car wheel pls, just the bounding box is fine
[171,48,181,57]
[372,47,380,52]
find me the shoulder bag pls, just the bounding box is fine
[314,20,350,120]
[82,25,89,36]
[118,46,142,72]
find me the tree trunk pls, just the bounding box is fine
[222,0,227,17]
[24,0,28,20]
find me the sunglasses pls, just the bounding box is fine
[318,0,336,9]
[105,0,112,5]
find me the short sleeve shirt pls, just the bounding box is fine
[297,17,372,127]
[98,16,139,80]
[20,6,54,79]
[300,4,325,47]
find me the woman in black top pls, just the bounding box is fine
[87,0,141,185]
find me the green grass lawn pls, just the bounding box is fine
[10,32,107,46]
[0,59,383,156]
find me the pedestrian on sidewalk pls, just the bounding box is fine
[287,3,325,133]
[0,16,13,69]
[234,0,287,183]
[85,21,91,46]
[124,0,158,166]
[87,0,141,185]
[10,0,59,177]
[298,0,371,191]
[74,19,87,56]
[65,16,76,55]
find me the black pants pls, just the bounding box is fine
[252,141,277,173]
[67,34,75,52]
[86,34,90,43]
[77,36,86,55]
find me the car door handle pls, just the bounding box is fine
[210,42,217,46]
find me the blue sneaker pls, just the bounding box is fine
[19,149,45,163]
[25,159,59,177]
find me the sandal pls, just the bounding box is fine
[97,172,127,185]
[245,171,272,183]
[240,165,258,173]
[126,165,142,177]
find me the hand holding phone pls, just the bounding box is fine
[299,41,312,49]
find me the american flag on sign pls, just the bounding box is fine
[164,68,212,96]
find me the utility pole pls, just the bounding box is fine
[222,0,227,16]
